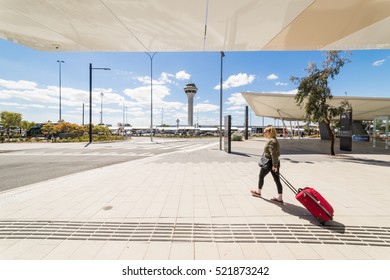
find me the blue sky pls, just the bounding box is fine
[1,38,389,127]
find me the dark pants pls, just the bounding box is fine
[258,161,283,194]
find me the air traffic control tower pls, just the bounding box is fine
[184,83,198,126]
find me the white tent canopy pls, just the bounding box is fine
[1,0,390,52]
[241,92,390,121]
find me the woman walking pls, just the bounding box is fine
[251,126,284,203]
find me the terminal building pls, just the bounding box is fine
[241,92,390,149]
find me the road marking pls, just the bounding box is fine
[0,142,215,156]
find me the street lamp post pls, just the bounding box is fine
[219,51,225,150]
[145,52,157,142]
[100,92,104,125]
[89,63,110,143]
[82,103,85,126]
[82,103,90,126]
[197,107,199,128]
[125,106,128,126]
[122,99,125,135]
[57,60,64,122]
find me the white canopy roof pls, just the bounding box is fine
[1,0,390,52]
[241,92,390,121]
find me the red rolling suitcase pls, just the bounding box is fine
[279,174,334,224]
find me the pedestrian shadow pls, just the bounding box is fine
[230,151,252,157]
[342,157,390,167]
[283,157,315,164]
[260,197,345,234]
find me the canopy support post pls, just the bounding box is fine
[277,110,293,141]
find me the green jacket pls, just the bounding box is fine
[263,137,280,168]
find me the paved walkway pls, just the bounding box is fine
[0,137,389,260]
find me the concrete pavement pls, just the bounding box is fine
[0,137,389,260]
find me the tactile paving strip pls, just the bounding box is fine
[0,220,389,247]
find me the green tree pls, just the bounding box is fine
[0,111,22,139]
[290,51,352,155]
[93,124,111,136]
[20,120,35,136]
[41,122,58,138]
[55,122,85,135]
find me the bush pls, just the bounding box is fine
[232,132,243,141]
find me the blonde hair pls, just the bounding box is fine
[264,126,277,138]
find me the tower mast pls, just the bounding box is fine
[184,83,198,126]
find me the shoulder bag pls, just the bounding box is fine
[258,154,271,169]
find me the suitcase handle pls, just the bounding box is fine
[279,173,299,195]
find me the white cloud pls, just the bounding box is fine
[1,86,58,104]
[194,103,219,113]
[1,81,111,124]
[126,107,145,117]
[161,101,184,110]
[123,83,188,122]
[0,84,123,110]
[275,82,288,86]
[0,79,37,90]
[267,74,278,80]
[270,89,298,95]
[287,89,298,94]
[214,73,255,90]
[175,70,191,80]
[160,72,174,84]
[373,59,385,66]
[0,101,44,109]
[0,77,219,127]
[124,84,170,105]
[135,72,175,86]
[226,105,245,111]
[113,69,134,81]
[135,76,151,85]
[226,93,247,106]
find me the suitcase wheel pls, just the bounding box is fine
[316,217,325,225]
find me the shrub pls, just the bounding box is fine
[232,132,243,141]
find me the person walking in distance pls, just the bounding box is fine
[251,126,283,203]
